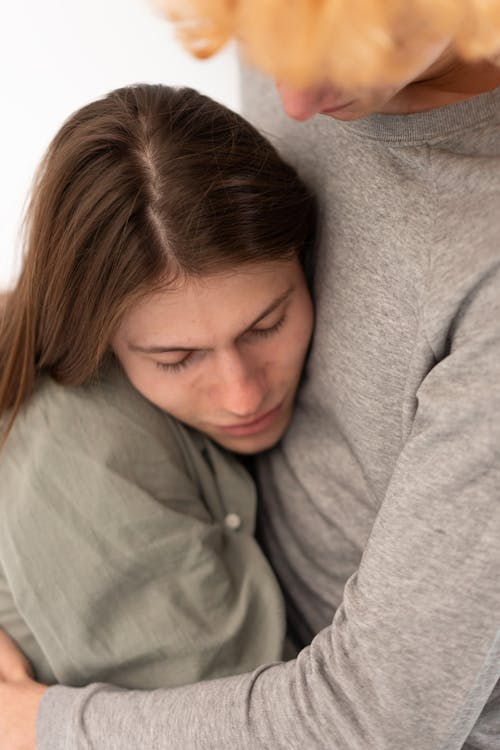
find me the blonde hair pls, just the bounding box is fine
[161,0,500,87]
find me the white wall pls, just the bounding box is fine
[1,0,239,290]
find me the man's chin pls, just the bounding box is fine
[322,108,370,121]
[321,95,396,121]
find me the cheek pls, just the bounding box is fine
[125,364,166,407]
[293,296,315,356]
[271,308,314,379]
[117,357,187,417]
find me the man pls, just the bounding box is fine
[1,2,500,748]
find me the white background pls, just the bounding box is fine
[0,0,239,290]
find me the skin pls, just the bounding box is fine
[112,258,314,455]
[277,43,500,121]
[1,36,500,750]
[0,630,45,750]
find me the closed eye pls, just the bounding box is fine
[248,313,287,339]
[156,355,192,373]
[155,314,288,373]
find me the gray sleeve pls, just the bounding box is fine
[37,263,500,748]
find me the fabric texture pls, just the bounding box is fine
[0,363,286,689]
[36,79,500,749]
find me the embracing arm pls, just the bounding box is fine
[0,631,47,750]
[33,265,500,748]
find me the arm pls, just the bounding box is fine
[0,630,47,750]
[34,263,500,748]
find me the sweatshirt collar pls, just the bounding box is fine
[341,86,500,143]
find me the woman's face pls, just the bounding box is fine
[112,257,313,454]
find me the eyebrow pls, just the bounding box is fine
[128,284,295,354]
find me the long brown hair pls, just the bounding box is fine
[0,84,315,443]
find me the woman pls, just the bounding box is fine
[0,83,315,689]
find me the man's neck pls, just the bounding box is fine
[382,51,500,115]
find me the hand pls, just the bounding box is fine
[0,629,48,750]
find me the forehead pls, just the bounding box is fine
[119,259,301,344]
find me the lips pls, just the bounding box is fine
[217,402,283,437]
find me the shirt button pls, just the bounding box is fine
[224,513,242,531]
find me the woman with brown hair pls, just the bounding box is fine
[0,83,315,690]
[2,0,500,746]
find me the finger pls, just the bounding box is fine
[0,629,34,681]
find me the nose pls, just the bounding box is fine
[214,351,267,419]
[276,82,326,121]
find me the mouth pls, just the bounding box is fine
[217,401,284,437]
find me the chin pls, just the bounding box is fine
[326,103,381,121]
[324,90,401,121]
[228,435,280,455]
[324,110,364,122]
[217,415,291,455]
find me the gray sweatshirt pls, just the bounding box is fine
[38,74,500,749]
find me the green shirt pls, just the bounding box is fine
[0,364,286,688]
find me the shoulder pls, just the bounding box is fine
[0,363,197,505]
[10,361,175,441]
[422,125,500,349]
